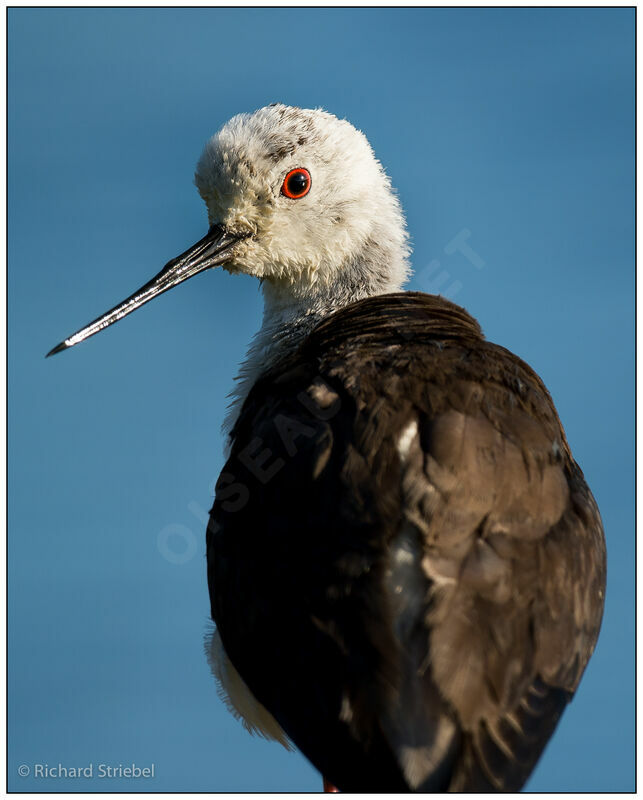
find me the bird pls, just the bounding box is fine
[48,104,606,792]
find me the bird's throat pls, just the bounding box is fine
[222,254,407,442]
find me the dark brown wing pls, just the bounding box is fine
[207,292,606,792]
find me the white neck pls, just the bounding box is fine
[222,241,409,442]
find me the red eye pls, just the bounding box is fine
[281,168,311,199]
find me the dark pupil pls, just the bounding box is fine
[287,171,308,195]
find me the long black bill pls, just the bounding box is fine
[46,225,245,357]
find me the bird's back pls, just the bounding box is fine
[207,292,605,791]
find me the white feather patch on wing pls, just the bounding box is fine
[204,626,293,750]
[397,419,418,463]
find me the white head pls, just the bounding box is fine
[48,104,411,357]
[194,104,410,307]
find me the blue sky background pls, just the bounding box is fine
[9,8,634,792]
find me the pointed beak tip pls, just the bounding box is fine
[46,341,69,358]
